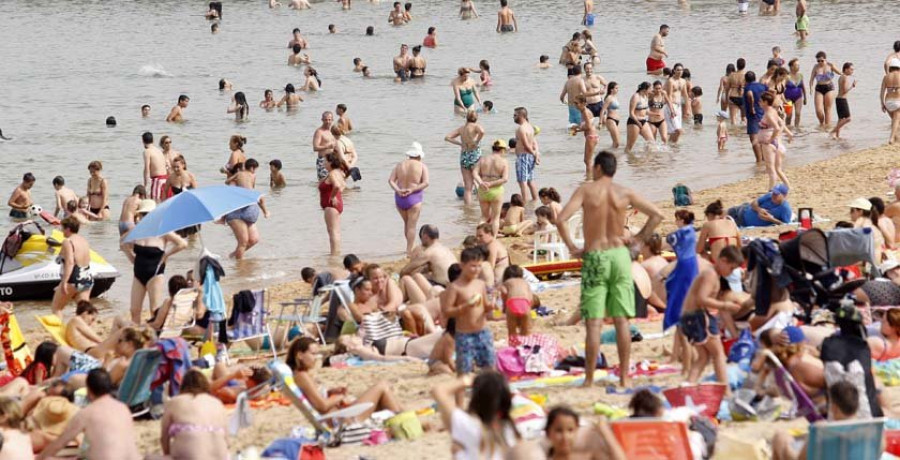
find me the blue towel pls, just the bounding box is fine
[664,225,699,330]
[203,265,226,322]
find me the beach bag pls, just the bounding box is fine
[333,422,372,446]
[727,328,757,365]
[385,411,424,441]
[496,347,527,378]
[673,184,692,207]
[521,345,553,374]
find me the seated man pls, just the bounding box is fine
[37,368,141,460]
[727,184,791,227]
[399,224,458,304]
[772,380,859,460]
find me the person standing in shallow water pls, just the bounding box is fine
[496,0,517,33]
[444,110,485,206]
[556,151,663,388]
[389,142,430,256]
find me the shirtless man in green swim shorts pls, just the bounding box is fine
[557,151,663,387]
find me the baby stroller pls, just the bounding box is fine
[748,228,876,322]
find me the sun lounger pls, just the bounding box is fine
[116,348,162,418]
[35,314,71,347]
[160,288,200,339]
[610,418,693,460]
[268,360,372,443]
[806,418,885,460]
[763,349,825,423]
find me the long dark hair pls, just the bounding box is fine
[234,91,249,119]
[468,371,521,457]
[20,341,58,378]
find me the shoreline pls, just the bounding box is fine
[18,141,900,456]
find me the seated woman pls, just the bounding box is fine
[0,342,59,397]
[160,369,229,459]
[146,275,208,337]
[696,200,742,261]
[868,308,900,362]
[772,342,827,409]
[640,233,669,309]
[427,319,457,376]
[73,327,154,387]
[365,264,435,335]
[500,194,534,237]
[286,337,403,420]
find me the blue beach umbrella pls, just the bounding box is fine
[123,185,262,243]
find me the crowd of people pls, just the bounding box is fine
[4,0,900,457]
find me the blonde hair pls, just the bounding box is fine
[0,397,25,429]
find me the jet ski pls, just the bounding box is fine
[0,221,118,301]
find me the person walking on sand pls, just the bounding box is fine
[445,110,485,205]
[831,62,856,139]
[556,151,663,388]
[142,132,168,202]
[496,0,517,33]
[389,142,430,256]
[513,107,540,201]
[646,25,669,76]
[882,58,900,145]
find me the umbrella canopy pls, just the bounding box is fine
[123,185,262,243]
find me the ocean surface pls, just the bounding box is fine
[0,0,896,318]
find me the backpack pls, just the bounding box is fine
[673,184,693,207]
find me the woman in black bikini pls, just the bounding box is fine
[120,200,187,324]
[163,156,201,237]
[86,161,109,220]
[625,81,653,153]
[408,45,426,78]
[647,80,673,144]
[809,50,842,126]
[51,217,94,316]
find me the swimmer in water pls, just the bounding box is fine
[289,0,311,9]
[276,83,303,109]
[404,2,413,21]
[366,26,375,36]
[496,0,517,33]
[211,23,219,34]
[288,28,308,49]
[142,132,168,202]
[328,24,336,33]
[165,95,189,123]
[206,2,222,19]
[795,0,809,41]
[259,89,277,109]
[218,79,233,91]
[388,2,407,26]
[288,44,311,66]
[336,104,353,134]
[393,44,411,82]
[409,46,426,79]
[52,176,78,218]
[118,185,146,236]
[301,67,321,91]
[269,160,286,189]
[353,57,365,72]
[228,91,250,121]
[460,0,478,19]
[362,66,372,77]
[538,55,551,69]
[141,104,150,118]
[423,27,438,48]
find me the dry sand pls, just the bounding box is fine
[19,143,900,458]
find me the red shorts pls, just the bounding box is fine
[646,56,666,72]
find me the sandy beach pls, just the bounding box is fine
[13,142,897,458]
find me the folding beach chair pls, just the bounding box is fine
[226,289,276,361]
[268,360,373,445]
[610,418,693,460]
[116,348,162,418]
[322,280,357,342]
[806,418,885,460]
[273,293,328,344]
[35,314,70,347]
[763,349,825,423]
[159,288,199,339]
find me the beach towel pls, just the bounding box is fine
[874,359,900,387]
[664,225,699,330]
[152,337,192,396]
[609,360,680,379]
[203,264,227,322]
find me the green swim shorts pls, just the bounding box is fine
[580,247,634,320]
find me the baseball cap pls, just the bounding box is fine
[492,139,508,150]
[771,184,789,196]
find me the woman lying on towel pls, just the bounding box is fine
[286,337,404,421]
[329,332,444,364]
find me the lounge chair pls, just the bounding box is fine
[226,289,276,361]
[763,349,825,423]
[116,348,162,418]
[806,418,885,460]
[322,280,357,343]
[159,288,200,339]
[610,418,693,460]
[268,360,372,443]
[35,314,71,347]
[273,293,328,344]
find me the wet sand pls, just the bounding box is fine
[20,142,900,457]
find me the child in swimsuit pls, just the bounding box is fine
[500,265,533,338]
[716,110,728,151]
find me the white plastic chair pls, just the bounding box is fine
[533,226,570,263]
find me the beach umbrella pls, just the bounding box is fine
[123,185,262,243]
